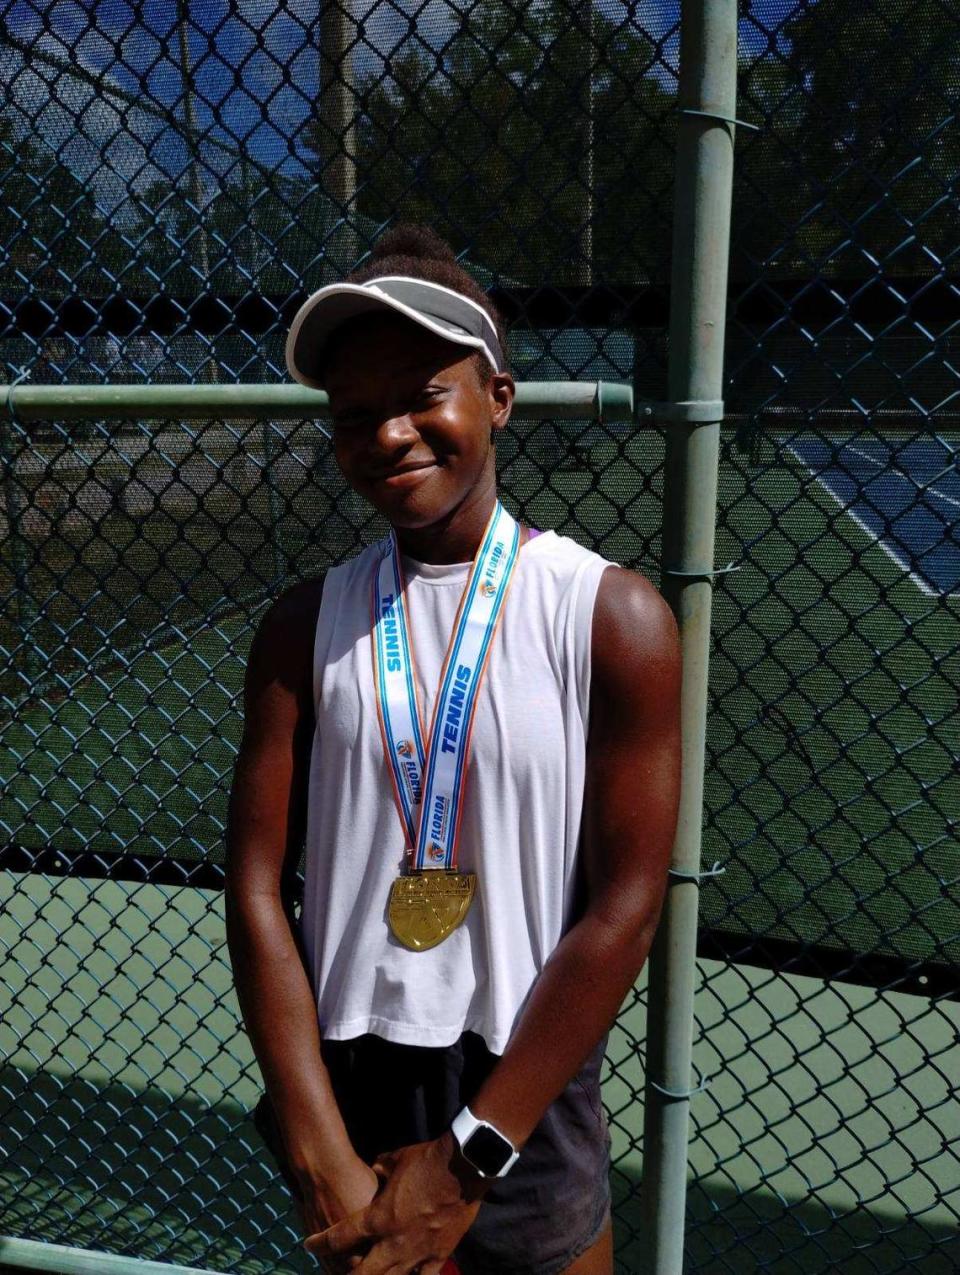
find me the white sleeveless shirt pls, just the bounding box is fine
[301,529,614,1054]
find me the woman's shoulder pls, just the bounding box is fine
[252,536,388,652]
[324,537,389,589]
[522,531,673,670]
[590,564,680,694]
[247,576,326,673]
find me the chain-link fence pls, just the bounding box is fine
[1,1,957,1272]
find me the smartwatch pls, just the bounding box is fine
[450,1105,519,1179]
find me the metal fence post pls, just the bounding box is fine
[260,416,286,586]
[319,1,358,264]
[0,396,40,680]
[640,1,738,1270]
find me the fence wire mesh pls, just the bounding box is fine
[0,2,957,1273]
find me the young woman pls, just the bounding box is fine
[225,225,681,1275]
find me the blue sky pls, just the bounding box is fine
[1,0,811,203]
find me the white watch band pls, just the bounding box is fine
[451,1105,520,1179]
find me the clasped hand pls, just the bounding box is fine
[305,1131,486,1275]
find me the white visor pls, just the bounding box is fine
[285,275,506,388]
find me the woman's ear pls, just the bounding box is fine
[489,372,515,435]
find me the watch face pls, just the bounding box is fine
[463,1124,513,1175]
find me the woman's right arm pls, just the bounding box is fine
[224,581,377,1234]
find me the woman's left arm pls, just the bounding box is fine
[306,566,682,1273]
[463,564,682,1145]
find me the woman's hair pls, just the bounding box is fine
[346,224,508,379]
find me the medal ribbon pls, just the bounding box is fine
[371,502,521,871]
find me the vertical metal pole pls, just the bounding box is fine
[640,1,738,1271]
[319,2,358,264]
[177,1,218,383]
[260,418,285,586]
[0,406,41,679]
[578,0,595,285]
[177,2,210,283]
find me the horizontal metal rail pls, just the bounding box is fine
[0,1236,220,1275]
[3,381,635,422]
[5,384,952,430]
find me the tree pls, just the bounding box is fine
[300,1,675,284]
[736,0,960,277]
[0,114,131,294]
[130,164,350,297]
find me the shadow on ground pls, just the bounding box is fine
[0,1066,307,1274]
[612,1168,960,1274]
[2,1069,957,1274]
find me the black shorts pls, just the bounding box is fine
[253,1030,612,1275]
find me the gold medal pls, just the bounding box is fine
[388,871,477,951]
[373,504,521,950]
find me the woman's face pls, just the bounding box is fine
[323,313,514,531]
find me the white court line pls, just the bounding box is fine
[783,440,957,598]
[930,485,960,512]
[841,441,960,512]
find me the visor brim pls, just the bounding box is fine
[285,283,498,388]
